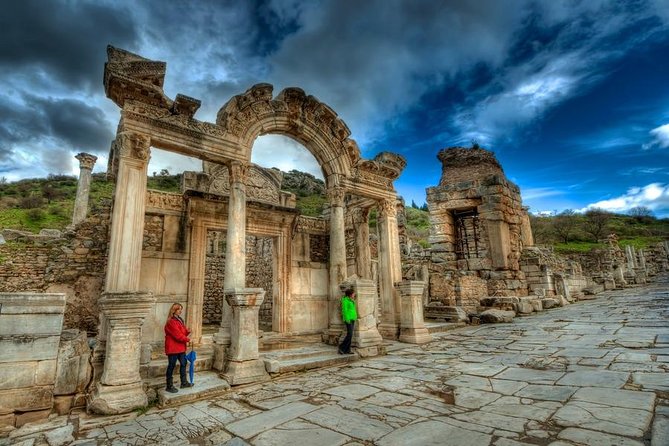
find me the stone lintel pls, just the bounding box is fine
[0,293,66,313]
[87,382,147,415]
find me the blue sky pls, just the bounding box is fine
[1,0,669,216]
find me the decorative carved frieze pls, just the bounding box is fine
[145,190,184,211]
[295,216,327,234]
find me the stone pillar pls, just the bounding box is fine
[485,217,511,270]
[397,281,432,344]
[377,198,403,339]
[625,245,637,271]
[345,279,383,357]
[223,289,270,385]
[104,132,151,292]
[213,161,249,369]
[327,185,347,330]
[353,207,372,279]
[71,153,98,226]
[88,292,155,415]
[613,265,627,288]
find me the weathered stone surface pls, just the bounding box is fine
[480,309,515,323]
[302,405,394,441]
[54,330,91,395]
[0,386,53,412]
[377,420,492,446]
[226,402,318,439]
[557,427,644,446]
[252,419,349,446]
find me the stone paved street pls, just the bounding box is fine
[6,276,669,446]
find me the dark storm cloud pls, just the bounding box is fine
[28,96,114,153]
[0,0,140,90]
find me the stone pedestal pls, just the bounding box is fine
[222,288,269,385]
[345,279,383,354]
[88,292,155,415]
[397,281,432,344]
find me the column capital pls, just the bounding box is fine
[228,160,250,184]
[378,198,397,218]
[75,152,98,170]
[327,186,346,207]
[118,132,151,161]
[351,206,371,225]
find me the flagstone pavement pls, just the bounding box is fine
[4,275,669,446]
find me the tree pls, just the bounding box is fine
[41,184,61,204]
[628,206,654,218]
[583,208,612,242]
[411,199,418,209]
[552,209,577,243]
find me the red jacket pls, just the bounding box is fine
[164,316,190,354]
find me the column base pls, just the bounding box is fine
[378,323,400,340]
[399,327,433,344]
[223,359,270,386]
[322,327,344,345]
[87,382,147,415]
[212,329,230,371]
[354,328,383,348]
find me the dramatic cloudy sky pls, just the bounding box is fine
[2,0,669,216]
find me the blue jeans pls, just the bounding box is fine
[166,352,187,388]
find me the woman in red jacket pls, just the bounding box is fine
[164,303,193,393]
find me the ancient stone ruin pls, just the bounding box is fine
[1,48,668,428]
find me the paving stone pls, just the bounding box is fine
[322,384,380,399]
[489,379,527,395]
[556,369,629,388]
[571,387,656,411]
[301,404,393,441]
[226,401,318,439]
[651,414,669,446]
[557,427,644,445]
[361,391,415,407]
[552,401,652,437]
[514,384,577,402]
[444,374,492,391]
[453,387,502,409]
[494,367,564,384]
[451,411,528,433]
[482,396,560,422]
[376,420,492,446]
[632,372,669,391]
[252,419,349,446]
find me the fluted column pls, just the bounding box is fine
[377,198,403,339]
[213,161,249,368]
[327,185,347,330]
[71,152,98,226]
[105,132,150,293]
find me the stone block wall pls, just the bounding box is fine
[0,204,111,334]
[203,235,274,328]
[0,293,65,428]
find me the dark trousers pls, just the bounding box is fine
[339,322,355,353]
[166,352,187,388]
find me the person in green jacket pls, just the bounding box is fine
[338,288,357,354]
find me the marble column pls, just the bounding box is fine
[91,132,153,415]
[346,279,383,357]
[327,185,347,331]
[377,198,403,339]
[214,161,249,369]
[104,132,151,292]
[397,280,432,344]
[223,288,270,385]
[71,152,98,226]
[88,292,155,414]
[353,207,372,279]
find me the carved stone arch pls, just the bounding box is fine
[216,84,360,186]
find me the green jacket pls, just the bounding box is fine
[341,296,357,323]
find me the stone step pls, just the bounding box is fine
[263,349,358,375]
[142,349,213,380]
[424,321,467,334]
[156,371,230,408]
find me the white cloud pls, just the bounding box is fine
[521,187,564,200]
[644,123,669,150]
[581,183,669,216]
[251,135,324,179]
